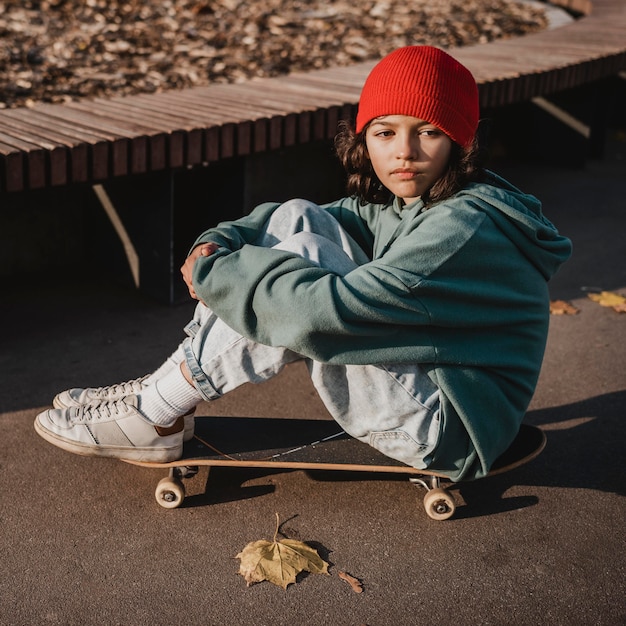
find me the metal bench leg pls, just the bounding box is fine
[92,171,176,303]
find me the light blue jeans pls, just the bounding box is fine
[182,199,442,469]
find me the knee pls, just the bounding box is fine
[270,199,326,226]
[273,231,326,259]
[277,198,321,215]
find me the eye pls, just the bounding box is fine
[374,129,394,137]
[419,128,443,137]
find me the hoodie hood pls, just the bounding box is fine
[461,170,572,280]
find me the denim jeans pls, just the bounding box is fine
[182,199,442,469]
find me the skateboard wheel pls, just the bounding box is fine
[423,488,456,521]
[155,477,185,509]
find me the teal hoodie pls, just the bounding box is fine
[191,171,572,480]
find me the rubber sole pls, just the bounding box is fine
[34,419,183,463]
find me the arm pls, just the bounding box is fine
[183,197,377,304]
[181,201,285,302]
[189,201,507,365]
[190,231,438,364]
[190,201,281,252]
[191,198,379,262]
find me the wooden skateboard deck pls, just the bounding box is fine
[125,418,546,520]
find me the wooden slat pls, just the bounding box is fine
[0,128,57,189]
[0,140,24,192]
[0,123,69,186]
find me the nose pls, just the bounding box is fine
[396,133,418,159]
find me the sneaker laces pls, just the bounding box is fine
[89,377,147,400]
[73,398,129,423]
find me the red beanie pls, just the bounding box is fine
[355,46,479,147]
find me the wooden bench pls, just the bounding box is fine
[0,0,624,194]
[0,0,624,301]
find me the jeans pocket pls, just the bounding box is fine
[369,429,432,468]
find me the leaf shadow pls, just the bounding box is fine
[276,515,335,583]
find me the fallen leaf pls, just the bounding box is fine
[550,300,579,315]
[236,514,329,590]
[338,570,363,593]
[587,291,626,313]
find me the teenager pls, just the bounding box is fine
[35,46,572,481]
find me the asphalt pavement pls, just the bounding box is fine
[1,134,624,626]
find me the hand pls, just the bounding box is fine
[180,242,219,301]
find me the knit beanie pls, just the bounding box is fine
[355,46,479,147]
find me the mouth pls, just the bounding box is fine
[391,168,420,180]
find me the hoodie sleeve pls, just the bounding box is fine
[191,242,433,364]
[191,201,282,252]
[190,202,487,364]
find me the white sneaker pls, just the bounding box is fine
[35,395,184,462]
[53,377,195,442]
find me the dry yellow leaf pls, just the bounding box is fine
[338,570,364,593]
[550,300,579,315]
[236,514,329,590]
[587,291,626,313]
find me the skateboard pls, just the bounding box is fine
[125,417,546,520]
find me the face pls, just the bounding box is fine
[365,115,453,205]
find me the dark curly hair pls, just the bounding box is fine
[334,119,487,206]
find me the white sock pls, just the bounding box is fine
[143,342,186,386]
[137,366,201,425]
